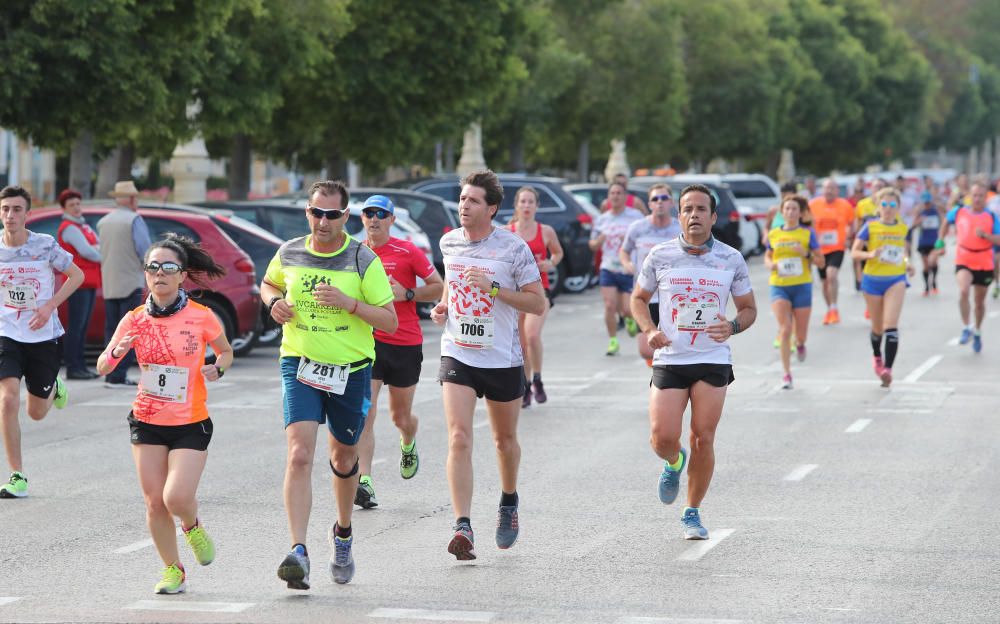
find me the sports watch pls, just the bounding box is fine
[405,288,415,301]
[489,281,500,297]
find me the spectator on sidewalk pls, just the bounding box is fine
[57,189,102,379]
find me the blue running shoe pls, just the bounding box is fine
[328,524,355,584]
[960,328,972,345]
[658,448,687,504]
[496,505,519,549]
[277,546,310,590]
[973,333,983,353]
[682,507,709,540]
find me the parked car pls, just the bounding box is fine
[564,183,652,214]
[721,174,781,216]
[407,174,595,294]
[28,204,262,357]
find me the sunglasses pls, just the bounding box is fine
[144,261,182,275]
[362,208,392,220]
[880,201,898,208]
[308,205,348,220]
[650,194,672,202]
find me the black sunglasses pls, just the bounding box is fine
[650,194,672,202]
[362,208,392,220]
[308,205,348,220]
[144,261,182,275]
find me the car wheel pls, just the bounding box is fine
[257,303,282,346]
[202,298,257,360]
[562,271,592,294]
[546,264,562,295]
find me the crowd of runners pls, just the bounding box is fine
[0,167,996,593]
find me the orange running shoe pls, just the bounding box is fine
[864,307,870,319]
[822,310,832,325]
[829,309,841,324]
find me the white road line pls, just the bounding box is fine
[76,399,134,407]
[125,600,254,613]
[903,354,943,383]
[866,408,932,414]
[472,419,490,429]
[675,528,736,561]
[946,337,960,346]
[617,618,744,624]
[742,406,801,413]
[115,528,181,554]
[990,310,999,319]
[368,608,496,622]
[0,598,21,606]
[783,464,818,481]
[845,418,872,433]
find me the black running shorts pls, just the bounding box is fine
[128,413,213,451]
[0,337,62,398]
[651,364,734,390]
[438,356,525,402]
[372,341,423,388]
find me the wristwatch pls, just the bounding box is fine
[405,288,415,301]
[489,281,500,297]
[267,295,283,312]
[215,365,225,378]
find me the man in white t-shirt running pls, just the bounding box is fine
[431,170,545,561]
[631,184,757,540]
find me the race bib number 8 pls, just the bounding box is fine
[880,246,904,265]
[4,285,36,311]
[777,257,803,277]
[818,231,838,246]
[139,364,189,403]
[455,314,494,348]
[296,357,350,395]
[675,300,720,331]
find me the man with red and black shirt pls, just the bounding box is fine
[355,195,443,508]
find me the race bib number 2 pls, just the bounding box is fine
[4,285,36,311]
[139,364,189,403]
[675,299,720,331]
[296,357,350,395]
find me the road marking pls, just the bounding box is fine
[743,406,800,413]
[472,419,490,429]
[783,464,818,481]
[676,528,736,561]
[125,600,253,613]
[946,337,960,346]
[0,598,21,606]
[903,354,943,383]
[866,408,931,414]
[76,399,134,407]
[115,528,181,554]
[616,617,744,623]
[821,607,860,612]
[368,608,495,622]
[845,418,872,433]
[990,310,999,319]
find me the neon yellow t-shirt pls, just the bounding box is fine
[859,220,909,277]
[767,226,818,286]
[265,235,394,366]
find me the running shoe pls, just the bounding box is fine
[772,336,780,349]
[0,471,27,498]
[448,523,476,560]
[496,504,519,549]
[796,344,807,362]
[873,356,884,377]
[606,337,619,356]
[277,547,310,590]
[959,328,972,345]
[532,378,547,404]
[521,387,531,409]
[184,522,215,565]
[932,287,939,295]
[400,439,419,480]
[328,525,355,584]
[864,307,870,320]
[782,374,793,390]
[993,284,999,299]
[829,309,841,324]
[658,447,687,505]
[645,358,653,368]
[53,377,68,409]
[922,290,929,297]
[822,310,833,325]
[154,563,186,594]
[880,367,892,387]
[355,477,378,509]
[973,333,983,353]
[681,508,709,540]
[625,317,639,337]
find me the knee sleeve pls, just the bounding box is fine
[330,457,359,479]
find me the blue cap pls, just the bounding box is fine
[920,191,933,202]
[363,195,394,214]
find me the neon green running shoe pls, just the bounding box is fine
[184,523,215,565]
[606,337,620,356]
[0,472,27,498]
[154,563,186,594]
[400,438,419,480]
[625,317,639,337]
[53,377,68,409]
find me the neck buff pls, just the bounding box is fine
[679,233,715,256]
[146,288,189,318]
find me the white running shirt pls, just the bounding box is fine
[592,208,644,272]
[0,231,73,343]
[440,227,541,368]
[621,217,681,303]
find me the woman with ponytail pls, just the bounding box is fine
[97,234,232,594]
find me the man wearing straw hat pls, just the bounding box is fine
[97,181,151,388]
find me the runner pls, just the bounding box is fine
[0,186,82,499]
[96,234,232,594]
[509,186,562,408]
[620,184,681,365]
[939,182,1000,353]
[262,180,396,589]
[762,182,799,247]
[850,189,913,387]
[809,178,855,324]
[355,195,443,509]
[430,170,545,560]
[590,181,644,355]
[853,178,887,293]
[913,190,943,295]
[631,184,756,540]
[765,195,824,389]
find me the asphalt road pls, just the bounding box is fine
[1,250,998,624]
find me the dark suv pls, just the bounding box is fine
[407,175,595,293]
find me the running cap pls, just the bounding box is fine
[920,191,933,202]
[363,195,395,214]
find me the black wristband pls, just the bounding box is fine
[267,295,283,312]
[730,319,740,335]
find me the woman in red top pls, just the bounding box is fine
[509,187,563,407]
[96,234,233,595]
[57,188,102,379]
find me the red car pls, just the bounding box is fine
[27,204,262,357]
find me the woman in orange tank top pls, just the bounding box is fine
[509,187,563,408]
